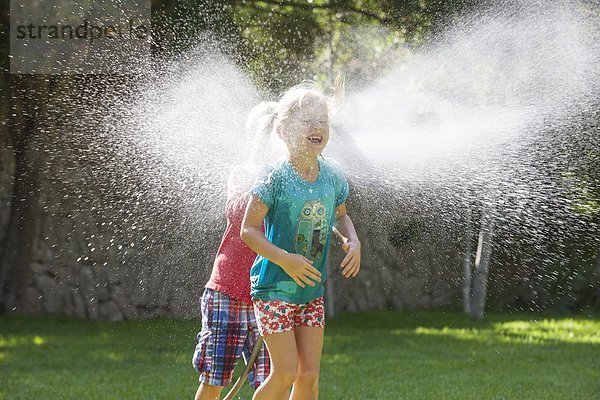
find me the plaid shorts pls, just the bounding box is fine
[192,288,270,388]
[253,297,325,336]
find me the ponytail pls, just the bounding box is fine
[246,101,278,167]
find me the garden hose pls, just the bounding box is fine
[223,336,264,400]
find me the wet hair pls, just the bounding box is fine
[246,101,278,167]
[274,82,332,136]
[246,81,337,164]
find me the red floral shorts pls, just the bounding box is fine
[253,297,325,336]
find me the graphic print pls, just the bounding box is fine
[295,200,328,261]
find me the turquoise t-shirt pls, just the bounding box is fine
[250,157,349,304]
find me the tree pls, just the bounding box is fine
[463,205,495,320]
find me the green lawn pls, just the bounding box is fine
[1,311,599,399]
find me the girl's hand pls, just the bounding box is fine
[279,253,322,288]
[341,239,361,278]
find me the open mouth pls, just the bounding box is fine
[307,135,323,144]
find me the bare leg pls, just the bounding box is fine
[194,383,224,400]
[253,331,298,400]
[280,387,292,400]
[256,378,291,400]
[289,327,324,400]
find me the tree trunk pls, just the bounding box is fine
[0,129,14,264]
[469,210,495,320]
[0,152,40,312]
[0,75,46,313]
[592,247,600,310]
[0,63,14,257]
[462,207,474,313]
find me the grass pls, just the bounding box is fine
[0,311,599,399]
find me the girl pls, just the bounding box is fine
[241,84,361,400]
[192,101,283,400]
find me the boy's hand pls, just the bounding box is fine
[279,253,322,288]
[341,239,361,278]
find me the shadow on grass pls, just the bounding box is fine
[320,311,600,400]
[1,311,599,399]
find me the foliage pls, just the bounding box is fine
[148,0,470,94]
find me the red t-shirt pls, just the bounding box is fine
[205,192,257,304]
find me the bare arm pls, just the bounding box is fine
[333,203,361,278]
[241,195,322,288]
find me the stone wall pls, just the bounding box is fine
[0,85,469,320]
[8,130,223,319]
[3,76,595,320]
[1,123,465,320]
[0,76,220,320]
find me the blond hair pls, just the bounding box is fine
[246,80,343,164]
[274,82,332,135]
[246,101,278,167]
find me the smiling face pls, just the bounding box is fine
[278,92,330,158]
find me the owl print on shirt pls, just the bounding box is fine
[295,200,328,261]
